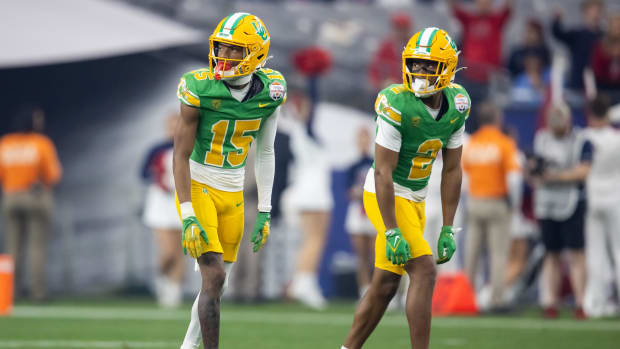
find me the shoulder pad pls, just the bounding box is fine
[259,68,286,83]
[261,68,287,104]
[177,68,216,107]
[447,83,471,117]
[375,86,404,128]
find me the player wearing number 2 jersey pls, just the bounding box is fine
[342,27,469,349]
[173,12,285,349]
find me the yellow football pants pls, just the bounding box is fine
[363,190,432,275]
[175,180,244,262]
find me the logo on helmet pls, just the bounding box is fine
[252,22,268,41]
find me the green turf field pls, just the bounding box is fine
[1,299,619,349]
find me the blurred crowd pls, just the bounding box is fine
[1,0,620,322]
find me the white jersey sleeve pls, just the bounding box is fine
[375,117,401,152]
[254,106,279,212]
[446,125,465,149]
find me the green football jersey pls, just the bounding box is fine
[177,67,286,169]
[374,83,470,192]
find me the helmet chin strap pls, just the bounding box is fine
[412,78,439,98]
[223,73,252,86]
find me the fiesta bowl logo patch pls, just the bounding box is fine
[454,94,469,113]
[269,81,285,101]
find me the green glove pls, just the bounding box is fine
[436,226,457,264]
[182,216,209,259]
[385,228,411,265]
[251,212,271,252]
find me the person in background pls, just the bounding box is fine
[530,103,591,319]
[507,19,551,78]
[590,13,620,91]
[284,86,333,311]
[285,46,334,310]
[511,53,551,107]
[501,126,536,305]
[0,106,62,301]
[552,0,604,91]
[448,0,513,83]
[141,114,183,308]
[583,94,620,318]
[345,127,375,299]
[462,102,522,311]
[368,13,413,91]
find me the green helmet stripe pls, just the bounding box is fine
[427,28,439,51]
[218,14,234,33]
[417,28,438,53]
[415,29,425,49]
[220,12,249,35]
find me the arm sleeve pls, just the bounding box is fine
[255,107,280,212]
[452,4,470,25]
[504,139,522,209]
[507,171,523,210]
[177,75,201,107]
[551,18,571,44]
[580,139,593,163]
[497,4,512,26]
[40,137,62,186]
[375,117,401,152]
[446,125,465,149]
[503,139,522,172]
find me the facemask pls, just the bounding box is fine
[412,78,438,97]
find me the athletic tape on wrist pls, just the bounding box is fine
[180,202,195,220]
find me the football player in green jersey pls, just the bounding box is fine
[173,13,286,349]
[341,27,469,349]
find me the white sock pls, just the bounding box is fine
[166,281,182,308]
[293,272,317,288]
[154,276,165,305]
[223,262,234,294]
[341,346,349,349]
[180,293,201,349]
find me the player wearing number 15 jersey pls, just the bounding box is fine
[173,12,285,349]
[341,27,469,349]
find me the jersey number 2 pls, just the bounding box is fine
[408,139,443,180]
[205,119,261,167]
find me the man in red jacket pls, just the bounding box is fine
[449,0,513,83]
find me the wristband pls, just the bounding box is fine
[180,202,195,220]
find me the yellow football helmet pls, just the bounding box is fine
[209,12,270,80]
[402,27,460,96]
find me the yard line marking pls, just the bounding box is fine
[8,306,620,332]
[0,340,176,348]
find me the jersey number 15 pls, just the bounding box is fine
[205,119,261,167]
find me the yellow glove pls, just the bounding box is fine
[181,216,209,259]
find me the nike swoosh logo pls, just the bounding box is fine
[235,202,243,207]
[450,118,458,124]
[259,103,270,108]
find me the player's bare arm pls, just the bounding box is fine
[173,103,200,204]
[437,145,462,264]
[173,103,209,259]
[374,143,399,230]
[440,145,462,227]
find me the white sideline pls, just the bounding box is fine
[0,340,176,348]
[8,306,620,332]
